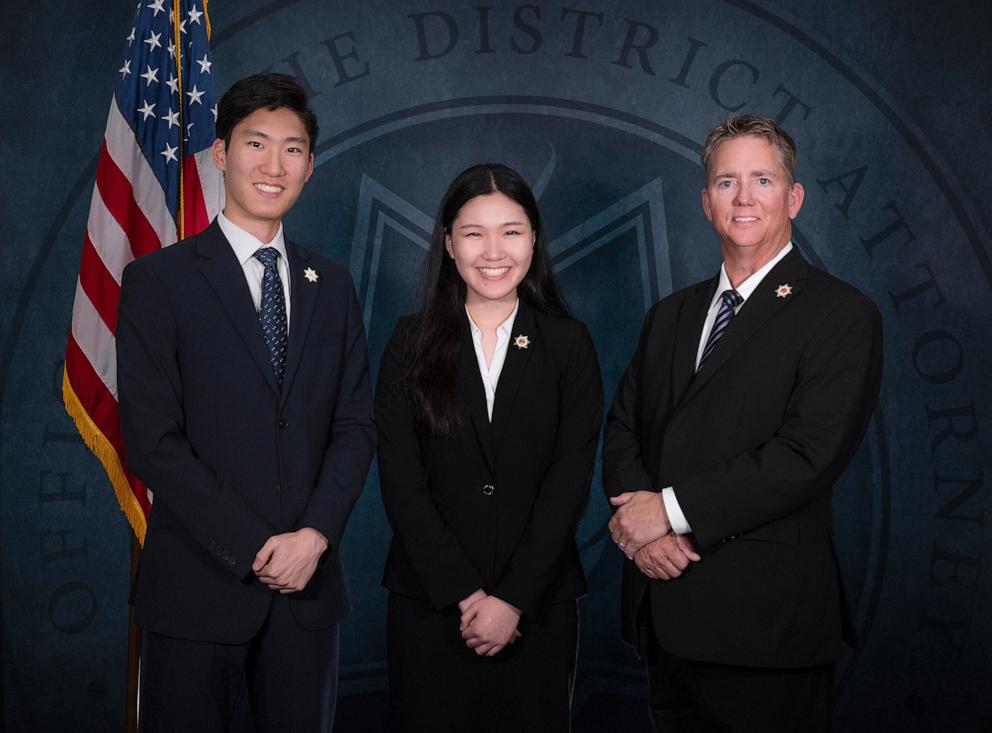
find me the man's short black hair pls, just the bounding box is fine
[215,73,318,152]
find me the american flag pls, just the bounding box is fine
[62,0,223,544]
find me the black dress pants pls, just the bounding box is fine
[139,593,339,733]
[646,626,833,733]
[387,593,578,732]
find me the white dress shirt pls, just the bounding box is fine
[217,211,292,330]
[466,301,519,421]
[664,243,794,535]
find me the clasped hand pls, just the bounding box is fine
[252,527,328,593]
[458,589,522,657]
[609,491,701,580]
[633,533,700,580]
[608,490,671,556]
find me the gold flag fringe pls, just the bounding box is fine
[62,366,147,545]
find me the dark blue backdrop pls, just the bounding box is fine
[2,1,990,730]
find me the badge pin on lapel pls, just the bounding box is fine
[513,334,530,349]
[303,267,319,283]
[775,283,793,298]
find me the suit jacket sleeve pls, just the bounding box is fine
[490,323,603,616]
[676,295,883,552]
[375,320,486,609]
[297,276,376,552]
[602,305,662,499]
[117,258,274,578]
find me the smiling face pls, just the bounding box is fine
[701,135,804,263]
[211,106,314,243]
[445,192,536,308]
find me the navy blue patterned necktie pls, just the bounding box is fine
[698,289,743,371]
[253,247,288,387]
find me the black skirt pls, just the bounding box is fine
[387,593,578,732]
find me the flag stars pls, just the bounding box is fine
[148,0,166,16]
[144,30,162,51]
[126,27,135,46]
[188,6,204,24]
[161,142,178,163]
[210,103,218,121]
[196,54,212,74]
[167,40,175,59]
[166,74,179,94]
[119,60,132,78]
[137,100,156,121]
[186,84,205,105]
[162,108,179,129]
[140,65,159,86]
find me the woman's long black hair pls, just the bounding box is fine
[406,163,570,434]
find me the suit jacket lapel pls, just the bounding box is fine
[456,317,495,470]
[491,302,535,456]
[683,247,809,404]
[279,242,317,405]
[671,279,715,406]
[195,221,280,397]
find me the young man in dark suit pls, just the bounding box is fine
[604,113,883,732]
[117,73,375,731]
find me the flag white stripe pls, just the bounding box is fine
[71,282,118,399]
[194,148,224,225]
[85,186,134,285]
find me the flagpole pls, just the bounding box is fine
[125,535,142,733]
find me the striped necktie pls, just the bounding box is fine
[253,247,288,387]
[698,289,743,370]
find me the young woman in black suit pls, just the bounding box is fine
[375,163,603,731]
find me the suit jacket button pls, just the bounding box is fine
[278,418,289,429]
[481,484,495,496]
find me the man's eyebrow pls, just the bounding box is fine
[711,170,780,179]
[239,129,308,145]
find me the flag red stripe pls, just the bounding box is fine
[182,155,211,236]
[79,234,122,334]
[66,334,152,515]
[96,141,162,258]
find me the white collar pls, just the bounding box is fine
[216,211,288,267]
[711,242,794,308]
[466,300,520,339]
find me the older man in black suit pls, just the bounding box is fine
[604,113,882,732]
[117,73,375,732]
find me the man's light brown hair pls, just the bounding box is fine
[701,113,798,185]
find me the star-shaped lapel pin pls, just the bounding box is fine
[775,283,793,298]
[303,267,319,283]
[513,334,530,349]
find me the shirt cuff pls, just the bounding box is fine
[662,487,692,535]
